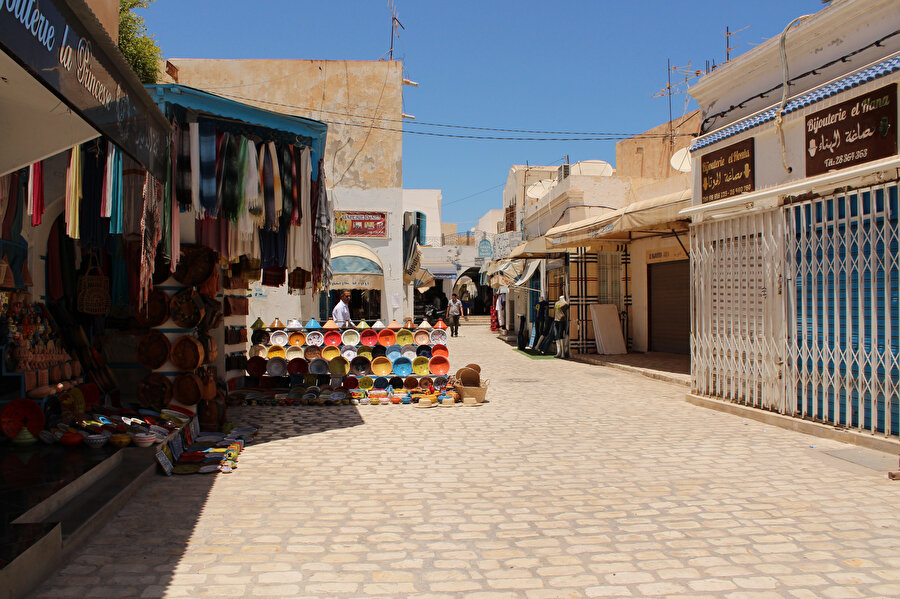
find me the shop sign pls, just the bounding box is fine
[646,245,687,264]
[701,138,755,204]
[478,239,493,259]
[0,0,167,178]
[334,211,388,237]
[330,273,381,288]
[805,83,897,177]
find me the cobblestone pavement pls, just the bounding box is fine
[33,325,900,598]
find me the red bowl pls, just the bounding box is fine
[60,432,84,447]
[324,330,343,346]
[428,355,450,375]
[287,358,308,374]
[246,356,267,377]
[431,344,449,358]
[360,329,379,347]
[342,376,359,390]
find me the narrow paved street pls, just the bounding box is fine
[34,325,900,599]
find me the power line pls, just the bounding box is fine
[442,182,506,206]
[215,91,694,139]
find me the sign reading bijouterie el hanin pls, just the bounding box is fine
[700,138,755,204]
[805,83,897,177]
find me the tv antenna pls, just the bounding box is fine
[725,25,749,61]
[653,59,707,131]
[388,0,405,61]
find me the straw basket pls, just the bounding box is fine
[453,378,489,403]
[77,258,110,315]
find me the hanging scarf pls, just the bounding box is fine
[189,121,200,213]
[245,139,263,228]
[28,161,44,227]
[197,119,217,215]
[108,143,124,235]
[213,130,230,218]
[80,140,109,250]
[175,121,192,211]
[313,160,332,290]
[298,147,313,272]
[65,145,82,239]
[258,142,282,230]
[280,144,293,218]
[140,173,162,307]
[290,146,300,225]
[221,134,243,222]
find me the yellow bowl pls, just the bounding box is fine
[359,376,374,390]
[395,329,414,345]
[412,356,430,376]
[267,345,286,359]
[321,345,341,361]
[371,356,392,376]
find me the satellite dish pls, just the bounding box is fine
[526,179,557,200]
[670,148,692,173]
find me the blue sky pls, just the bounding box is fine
[143,0,826,229]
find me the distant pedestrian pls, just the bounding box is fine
[446,293,464,337]
[332,290,353,328]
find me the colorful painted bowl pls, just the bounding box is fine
[412,356,430,376]
[287,358,308,374]
[289,331,306,346]
[270,330,290,346]
[433,375,449,388]
[308,358,329,375]
[392,356,413,377]
[359,376,374,390]
[341,345,358,360]
[251,329,270,345]
[389,376,404,389]
[395,329,414,346]
[377,329,396,346]
[373,376,389,389]
[267,357,288,376]
[416,345,432,358]
[431,344,449,358]
[247,356,267,376]
[430,329,448,345]
[413,330,431,345]
[305,330,325,346]
[357,346,373,360]
[420,376,433,388]
[321,345,341,361]
[428,355,450,376]
[329,356,350,376]
[304,346,322,361]
[386,344,402,362]
[341,329,360,346]
[249,344,267,358]
[350,356,372,376]
[404,376,419,390]
[324,330,343,346]
[267,344,286,359]
[108,433,131,448]
[342,376,359,390]
[360,329,379,347]
[371,356,393,377]
[285,345,304,360]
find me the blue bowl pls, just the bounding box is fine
[392,356,413,377]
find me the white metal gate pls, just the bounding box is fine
[691,211,785,411]
[784,183,900,437]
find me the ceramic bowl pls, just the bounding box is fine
[133,437,156,448]
[412,356,430,376]
[267,357,288,376]
[395,329,414,346]
[358,376,375,390]
[324,330,343,347]
[371,356,393,377]
[377,329,396,346]
[304,346,322,361]
[305,331,325,346]
[431,344,449,358]
[392,356,413,377]
[389,376,404,389]
[84,434,108,449]
[413,330,431,345]
[285,345,303,360]
[270,330,289,346]
[60,432,84,447]
[109,433,132,448]
[430,329,448,345]
[287,358,308,375]
[247,356,267,376]
[340,345,358,360]
[267,345,286,359]
[416,345,432,358]
[428,355,450,375]
[329,356,350,376]
[341,329,360,346]
[249,344,267,358]
[386,344,402,362]
[360,329,379,347]
[288,331,306,346]
[321,345,341,361]
[308,358,329,375]
[350,356,371,376]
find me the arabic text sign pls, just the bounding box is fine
[805,84,897,177]
[334,211,387,237]
[700,138,755,204]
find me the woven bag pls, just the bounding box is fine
[77,256,110,315]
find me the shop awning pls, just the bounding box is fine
[148,84,328,178]
[509,236,568,259]
[426,266,459,280]
[512,260,541,287]
[1,0,171,178]
[330,242,383,289]
[488,259,526,289]
[546,189,691,247]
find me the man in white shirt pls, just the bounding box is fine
[332,290,353,328]
[446,293,464,337]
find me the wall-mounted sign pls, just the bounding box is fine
[701,138,755,204]
[334,211,388,237]
[805,83,897,177]
[646,245,688,264]
[478,239,494,259]
[0,0,168,178]
[330,273,381,288]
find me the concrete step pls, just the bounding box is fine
[460,316,492,326]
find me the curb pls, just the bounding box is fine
[570,355,690,387]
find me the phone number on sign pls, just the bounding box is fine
[823,148,868,168]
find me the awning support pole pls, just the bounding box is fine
[672,228,689,257]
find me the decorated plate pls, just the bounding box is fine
[305,330,325,346]
[430,329,448,345]
[270,330,289,346]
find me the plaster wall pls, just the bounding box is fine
[161,59,404,189]
[615,112,699,186]
[502,165,558,232]
[524,174,629,238]
[476,209,504,234]
[402,189,442,245]
[689,0,900,133]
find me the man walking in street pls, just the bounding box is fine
[332,290,354,328]
[446,292,464,337]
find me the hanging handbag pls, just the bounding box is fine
[77,254,111,315]
[223,295,249,316]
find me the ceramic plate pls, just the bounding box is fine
[305,331,325,346]
[270,330,289,346]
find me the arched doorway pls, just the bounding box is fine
[453,266,491,316]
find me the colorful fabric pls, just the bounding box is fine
[65,145,82,239]
[27,161,43,227]
[175,121,192,211]
[197,119,217,215]
[189,121,200,213]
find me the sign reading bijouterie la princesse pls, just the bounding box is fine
[805,83,897,177]
[700,138,755,204]
[333,211,387,238]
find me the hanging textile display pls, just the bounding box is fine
[107,143,124,235]
[65,146,82,239]
[313,159,332,291]
[198,119,217,216]
[175,121,193,212]
[80,140,109,250]
[27,161,44,227]
[140,174,162,307]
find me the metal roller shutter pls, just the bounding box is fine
[649,260,690,354]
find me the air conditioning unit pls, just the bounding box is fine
[557,164,570,182]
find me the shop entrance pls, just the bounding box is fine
[648,260,689,354]
[321,289,382,323]
[453,266,492,315]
